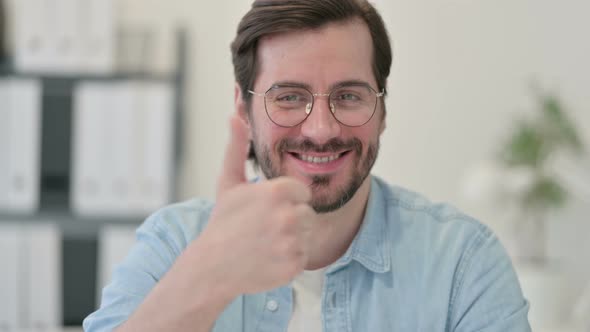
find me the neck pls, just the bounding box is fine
[304,175,372,270]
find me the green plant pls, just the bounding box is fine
[500,90,584,213]
[498,87,585,263]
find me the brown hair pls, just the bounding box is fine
[230,0,393,162]
[231,0,392,101]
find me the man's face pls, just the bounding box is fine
[244,20,385,213]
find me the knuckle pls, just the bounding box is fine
[267,180,289,201]
[280,208,298,224]
[273,207,297,230]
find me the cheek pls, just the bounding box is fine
[364,119,384,143]
[350,125,379,145]
[267,127,298,150]
[249,108,270,141]
[252,117,293,150]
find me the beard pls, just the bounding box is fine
[251,135,379,213]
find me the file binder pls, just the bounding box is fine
[0,223,23,330]
[0,78,42,213]
[71,82,112,215]
[79,0,115,73]
[7,79,42,213]
[0,80,11,208]
[24,223,62,329]
[52,0,79,73]
[136,82,174,213]
[107,81,138,215]
[13,0,53,72]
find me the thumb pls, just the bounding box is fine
[217,115,250,196]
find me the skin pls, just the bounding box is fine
[240,18,386,269]
[116,18,386,332]
[247,18,384,211]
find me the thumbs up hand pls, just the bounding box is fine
[197,115,315,296]
[115,115,315,331]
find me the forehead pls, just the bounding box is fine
[254,19,376,90]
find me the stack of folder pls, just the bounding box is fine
[12,0,115,74]
[71,81,174,217]
[0,222,61,330]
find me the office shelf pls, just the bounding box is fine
[0,28,189,326]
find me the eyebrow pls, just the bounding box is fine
[270,79,373,91]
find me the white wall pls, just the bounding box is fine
[375,0,590,219]
[120,0,590,287]
[373,0,590,280]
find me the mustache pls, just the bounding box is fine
[278,137,362,154]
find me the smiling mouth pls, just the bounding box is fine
[288,151,351,164]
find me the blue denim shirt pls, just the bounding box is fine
[84,176,531,331]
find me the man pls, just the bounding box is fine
[84,0,531,331]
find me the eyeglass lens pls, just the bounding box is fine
[264,85,377,127]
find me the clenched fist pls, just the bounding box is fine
[194,115,315,296]
[117,115,316,332]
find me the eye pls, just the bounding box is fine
[277,94,302,102]
[333,89,363,102]
[337,93,360,101]
[332,85,373,105]
[268,87,310,104]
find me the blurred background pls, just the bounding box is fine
[0,0,588,331]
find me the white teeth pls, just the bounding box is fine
[298,153,341,164]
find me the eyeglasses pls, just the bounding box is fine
[248,83,384,127]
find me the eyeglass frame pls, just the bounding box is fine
[247,82,385,128]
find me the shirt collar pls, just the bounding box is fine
[328,176,391,274]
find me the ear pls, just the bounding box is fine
[379,112,386,135]
[378,81,387,135]
[234,82,250,126]
[379,99,387,135]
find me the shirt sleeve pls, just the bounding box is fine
[82,206,195,332]
[448,226,532,332]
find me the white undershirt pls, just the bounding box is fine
[287,267,327,332]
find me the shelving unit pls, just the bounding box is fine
[0,29,188,326]
[0,29,187,234]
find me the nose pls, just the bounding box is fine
[299,96,341,145]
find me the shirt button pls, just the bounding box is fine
[266,299,279,312]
